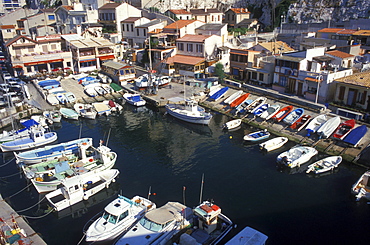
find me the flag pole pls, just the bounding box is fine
[183,186,186,206]
[148,186,151,200]
[199,173,204,204]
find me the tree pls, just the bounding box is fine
[214,63,225,82]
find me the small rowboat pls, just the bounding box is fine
[224,91,243,105]
[271,105,293,122]
[290,115,311,131]
[332,119,356,140]
[230,93,250,108]
[60,108,79,120]
[283,108,304,125]
[306,156,342,174]
[259,137,288,152]
[260,104,280,120]
[209,87,229,101]
[223,119,242,130]
[243,129,270,142]
[235,99,253,114]
[253,103,270,116]
[246,97,267,114]
[317,116,341,139]
[343,125,368,147]
[305,114,327,137]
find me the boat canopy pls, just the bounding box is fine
[17,119,39,133]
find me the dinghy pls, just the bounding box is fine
[74,103,97,119]
[343,125,368,147]
[247,97,267,114]
[209,87,229,101]
[243,129,270,142]
[306,156,342,174]
[45,169,120,211]
[305,114,327,136]
[316,116,341,139]
[259,137,288,152]
[230,93,250,108]
[235,99,253,114]
[78,76,99,86]
[84,84,99,97]
[43,110,62,123]
[46,93,60,105]
[332,119,356,140]
[60,108,79,120]
[260,104,280,120]
[283,108,304,125]
[223,119,242,130]
[253,103,270,116]
[271,105,293,122]
[103,100,123,113]
[65,92,76,103]
[277,146,318,168]
[224,90,243,105]
[93,102,111,116]
[290,115,311,131]
[123,93,146,106]
[352,170,370,201]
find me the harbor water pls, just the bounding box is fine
[1,104,370,245]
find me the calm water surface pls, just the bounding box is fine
[1,104,369,245]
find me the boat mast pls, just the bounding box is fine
[106,128,111,146]
[199,173,204,204]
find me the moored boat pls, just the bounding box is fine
[246,97,267,114]
[60,108,79,120]
[283,108,304,125]
[352,171,370,201]
[235,99,253,114]
[209,87,229,101]
[93,102,111,116]
[223,119,242,130]
[259,137,288,152]
[253,103,270,116]
[243,129,270,142]
[74,103,97,119]
[260,104,280,120]
[277,146,318,168]
[0,119,40,144]
[343,125,368,147]
[306,156,342,174]
[332,119,356,140]
[230,93,250,108]
[43,110,62,123]
[123,93,146,106]
[271,105,293,122]
[224,90,243,105]
[305,114,327,137]
[316,116,341,139]
[290,115,311,131]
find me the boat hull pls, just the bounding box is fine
[165,104,212,125]
[259,137,288,152]
[277,146,318,168]
[306,156,342,174]
[0,132,58,152]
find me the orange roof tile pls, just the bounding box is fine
[166,55,204,65]
[163,20,198,30]
[62,5,74,11]
[230,8,250,14]
[353,30,370,36]
[168,9,191,15]
[176,34,211,42]
[1,25,15,29]
[326,50,354,59]
[318,28,344,33]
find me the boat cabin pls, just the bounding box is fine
[193,202,222,234]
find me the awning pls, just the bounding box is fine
[24,59,63,66]
[80,59,96,63]
[305,77,322,82]
[99,55,115,61]
[13,65,23,68]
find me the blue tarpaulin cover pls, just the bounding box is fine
[55,161,70,173]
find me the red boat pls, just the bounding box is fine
[230,93,250,108]
[332,119,356,140]
[271,105,293,122]
[290,115,312,131]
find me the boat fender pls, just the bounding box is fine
[35,177,43,182]
[83,195,88,200]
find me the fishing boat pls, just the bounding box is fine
[15,138,92,164]
[101,84,113,93]
[225,226,268,245]
[223,119,242,130]
[305,114,327,137]
[209,87,229,101]
[60,108,79,120]
[0,125,57,152]
[165,98,212,125]
[282,108,304,125]
[123,93,146,106]
[45,169,120,211]
[74,103,97,119]
[246,97,267,114]
[93,102,111,116]
[260,104,280,120]
[243,129,270,142]
[230,93,250,108]
[259,137,288,152]
[316,116,341,139]
[343,125,368,147]
[0,119,40,144]
[43,110,62,123]
[271,105,293,122]
[84,195,156,242]
[224,90,243,105]
[23,141,117,193]
[253,103,270,116]
[332,119,356,140]
[290,115,311,131]
[352,170,370,201]
[306,156,342,174]
[277,146,318,168]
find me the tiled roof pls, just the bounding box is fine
[5,35,37,47]
[190,8,222,15]
[195,23,226,31]
[335,71,370,88]
[121,17,142,23]
[168,9,191,15]
[163,20,197,29]
[230,8,250,14]
[318,28,356,34]
[326,50,354,59]
[99,3,121,9]
[0,25,15,29]
[166,54,204,65]
[176,34,211,42]
[352,30,370,36]
[61,5,73,11]
[257,41,294,54]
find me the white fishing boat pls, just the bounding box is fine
[243,129,270,142]
[305,114,327,136]
[45,169,120,211]
[23,141,117,193]
[260,104,280,120]
[223,119,242,130]
[277,146,318,168]
[225,226,268,245]
[123,93,146,107]
[352,171,370,201]
[60,108,79,120]
[259,137,288,152]
[282,108,304,125]
[15,138,92,164]
[316,116,341,139]
[224,90,243,105]
[93,102,111,116]
[55,91,68,104]
[306,156,342,174]
[84,195,156,242]
[0,125,57,152]
[0,119,39,144]
[43,110,62,123]
[74,103,97,119]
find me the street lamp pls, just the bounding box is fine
[315,74,323,104]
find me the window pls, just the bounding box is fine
[131,24,133,32]
[6,29,12,32]
[136,29,139,36]
[42,45,48,52]
[259,73,264,81]
[48,15,55,21]
[187,44,193,52]
[118,211,129,222]
[358,91,367,104]
[252,72,257,80]
[178,43,184,51]
[143,29,146,37]
[338,86,345,100]
[278,76,287,87]
[196,44,203,53]
[122,24,125,31]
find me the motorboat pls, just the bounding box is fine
[0,125,57,152]
[78,76,99,86]
[43,110,62,123]
[60,108,79,120]
[224,90,243,105]
[74,103,97,119]
[352,170,370,201]
[259,137,288,152]
[0,119,40,144]
[123,93,146,106]
[15,137,92,165]
[271,105,293,122]
[101,84,113,94]
[97,73,112,84]
[316,116,341,139]
[230,93,250,108]
[243,129,270,142]
[23,141,117,193]
[253,103,270,116]
[165,98,212,125]
[103,100,123,113]
[65,92,76,103]
[84,84,99,97]
[45,169,120,211]
[209,87,229,101]
[290,115,311,131]
[46,93,60,105]
[95,85,108,96]
[225,226,268,245]
[277,146,318,168]
[84,195,156,242]
[115,202,192,245]
[38,79,60,89]
[260,104,280,120]
[343,125,368,147]
[332,119,356,140]
[282,108,304,125]
[305,114,327,137]
[246,97,267,114]
[223,119,242,130]
[235,99,253,114]
[306,156,342,174]
[93,102,111,116]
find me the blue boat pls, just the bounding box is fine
[283,108,304,125]
[235,99,253,114]
[253,103,270,116]
[78,76,99,86]
[243,129,270,142]
[343,125,368,147]
[38,80,60,88]
[209,87,229,101]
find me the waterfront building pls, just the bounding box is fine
[101,60,135,85]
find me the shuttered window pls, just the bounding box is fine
[338,86,345,100]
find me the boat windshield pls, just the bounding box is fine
[102,211,118,224]
[139,217,164,232]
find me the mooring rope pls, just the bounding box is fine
[16,196,46,213]
[76,233,86,245]
[0,172,21,179]
[6,183,32,199]
[22,207,55,219]
[0,157,15,168]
